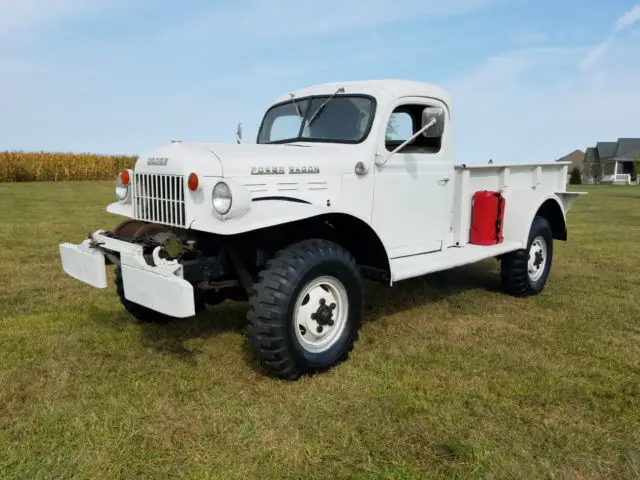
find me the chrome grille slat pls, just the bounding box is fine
[132,173,186,228]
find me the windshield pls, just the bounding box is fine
[257,95,376,144]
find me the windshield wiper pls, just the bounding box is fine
[307,86,345,126]
[288,93,302,117]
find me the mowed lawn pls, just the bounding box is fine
[1,181,639,479]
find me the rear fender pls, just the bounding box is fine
[502,191,567,246]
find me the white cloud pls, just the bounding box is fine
[614,4,640,32]
[0,0,97,33]
[445,37,640,164]
[164,0,499,45]
[579,39,613,71]
[0,0,146,41]
[579,4,640,70]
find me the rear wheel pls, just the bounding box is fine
[246,239,364,380]
[500,215,553,297]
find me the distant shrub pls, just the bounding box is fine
[569,167,582,185]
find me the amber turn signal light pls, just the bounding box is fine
[188,172,199,191]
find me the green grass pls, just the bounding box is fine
[1,182,639,479]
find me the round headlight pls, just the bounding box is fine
[115,170,130,202]
[212,181,232,215]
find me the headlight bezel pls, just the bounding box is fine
[115,169,132,204]
[212,181,233,215]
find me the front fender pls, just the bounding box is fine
[189,199,329,235]
[107,201,133,218]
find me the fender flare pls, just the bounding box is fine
[502,190,567,247]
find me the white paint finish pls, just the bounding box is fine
[555,192,587,212]
[136,141,222,177]
[450,162,572,249]
[58,79,588,305]
[120,260,195,318]
[59,230,195,317]
[91,231,144,256]
[293,275,349,354]
[195,142,364,178]
[391,241,523,283]
[371,95,454,258]
[528,236,547,282]
[107,201,133,218]
[190,198,328,235]
[59,241,107,288]
[270,79,452,112]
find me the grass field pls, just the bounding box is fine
[1,182,639,479]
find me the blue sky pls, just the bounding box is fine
[1,0,639,164]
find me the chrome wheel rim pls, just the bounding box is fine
[293,276,349,354]
[528,236,547,282]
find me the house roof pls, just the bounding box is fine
[584,147,599,164]
[613,138,640,160]
[555,149,584,169]
[586,138,640,163]
[596,141,617,160]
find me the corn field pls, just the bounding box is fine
[0,151,137,182]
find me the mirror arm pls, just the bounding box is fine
[377,118,437,165]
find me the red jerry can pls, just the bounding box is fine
[469,191,505,245]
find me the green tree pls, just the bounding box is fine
[592,163,601,184]
[569,166,582,185]
[633,154,640,181]
[386,117,398,140]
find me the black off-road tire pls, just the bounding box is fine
[114,265,204,323]
[246,239,364,380]
[500,215,554,297]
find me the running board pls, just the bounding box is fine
[390,241,523,283]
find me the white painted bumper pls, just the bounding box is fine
[59,231,196,318]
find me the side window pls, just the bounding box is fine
[384,104,444,154]
[386,112,413,141]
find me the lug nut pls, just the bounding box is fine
[330,303,336,310]
[317,326,323,334]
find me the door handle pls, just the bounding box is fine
[438,177,450,184]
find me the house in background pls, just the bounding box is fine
[582,138,640,184]
[554,149,585,179]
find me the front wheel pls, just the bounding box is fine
[246,239,364,380]
[500,215,553,297]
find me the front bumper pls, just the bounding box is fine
[59,231,196,318]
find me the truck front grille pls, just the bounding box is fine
[132,173,186,227]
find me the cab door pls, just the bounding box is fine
[371,97,454,259]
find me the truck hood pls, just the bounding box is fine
[135,141,361,178]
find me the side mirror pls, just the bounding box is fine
[421,107,445,138]
[235,122,243,144]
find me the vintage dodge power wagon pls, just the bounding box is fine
[59,79,584,380]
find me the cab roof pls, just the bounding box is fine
[270,79,452,109]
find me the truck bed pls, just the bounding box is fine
[388,161,583,284]
[449,161,571,248]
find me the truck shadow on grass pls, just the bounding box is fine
[94,260,500,369]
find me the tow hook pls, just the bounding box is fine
[87,233,104,248]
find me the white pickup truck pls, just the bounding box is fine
[59,79,584,380]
